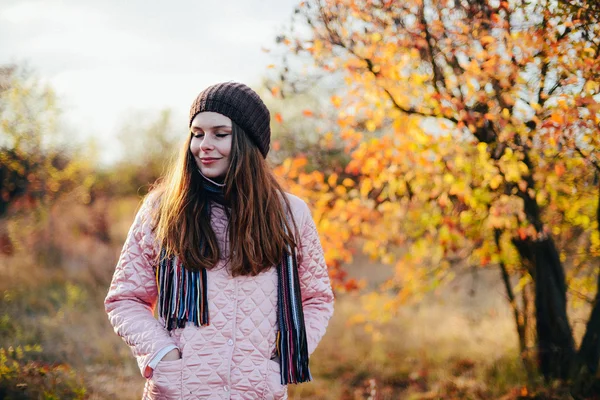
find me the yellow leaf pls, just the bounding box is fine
[490,175,503,189]
[342,178,355,187]
[360,179,373,197]
[480,35,495,46]
[328,173,338,187]
[335,185,347,196]
[365,120,377,132]
[513,274,531,294]
[331,95,342,108]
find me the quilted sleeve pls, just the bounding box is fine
[104,194,178,378]
[297,203,335,356]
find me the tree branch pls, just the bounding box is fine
[418,1,447,95]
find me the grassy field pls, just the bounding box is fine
[0,196,565,399]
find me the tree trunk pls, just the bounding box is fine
[532,237,576,381]
[495,230,537,381]
[514,234,576,381]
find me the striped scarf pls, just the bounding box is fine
[155,174,311,384]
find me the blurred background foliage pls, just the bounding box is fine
[1,0,600,398]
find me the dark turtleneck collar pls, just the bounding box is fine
[198,170,228,207]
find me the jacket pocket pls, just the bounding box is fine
[144,358,183,400]
[262,358,287,400]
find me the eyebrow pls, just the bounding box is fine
[191,125,232,131]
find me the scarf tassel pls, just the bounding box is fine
[157,249,209,330]
[276,242,312,385]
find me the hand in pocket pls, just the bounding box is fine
[146,356,183,399]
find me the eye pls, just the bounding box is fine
[216,133,230,138]
[192,131,204,138]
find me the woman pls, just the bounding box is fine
[105,82,334,399]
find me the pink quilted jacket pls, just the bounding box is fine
[105,192,334,399]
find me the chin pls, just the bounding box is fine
[200,168,226,179]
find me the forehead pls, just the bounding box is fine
[191,111,232,129]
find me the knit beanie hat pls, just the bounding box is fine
[189,82,271,158]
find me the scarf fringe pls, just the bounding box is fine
[156,249,209,330]
[276,240,312,384]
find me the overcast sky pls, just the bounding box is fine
[0,0,300,163]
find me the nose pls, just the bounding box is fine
[200,135,214,152]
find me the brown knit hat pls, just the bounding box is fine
[189,82,271,158]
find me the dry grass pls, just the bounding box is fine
[289,288,526,399]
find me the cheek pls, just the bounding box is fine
[221,138,233,157]
[189,138,199,154]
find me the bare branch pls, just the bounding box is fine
[418,1,447,95]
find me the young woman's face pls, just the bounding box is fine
[189,112,233,180]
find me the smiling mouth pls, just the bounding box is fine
[200,158,220,164]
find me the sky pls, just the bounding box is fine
[0,0,300,163]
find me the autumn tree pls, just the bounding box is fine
[260,81,347,165]
[98,109,180,198]
[0,66,93,253]
[273,0,600,393]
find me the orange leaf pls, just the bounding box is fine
[480,35,495,46]
[550,113,564,124]
[267,64,275,69]
[291,157,308,169]
[302,109,314,117]
[274,113,283,123]
[555,163,566,177]
[344,278,359,291]
[271,86,280,97]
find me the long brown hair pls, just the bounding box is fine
[152,121,297,276]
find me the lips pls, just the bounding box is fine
[200,158,221,165]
